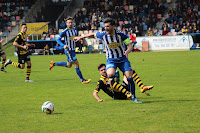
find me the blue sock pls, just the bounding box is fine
[127,77,136,99]
[54,62,67,67]
[75,68,85,82]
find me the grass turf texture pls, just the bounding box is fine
[0,51,199,133]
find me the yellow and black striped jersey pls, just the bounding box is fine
[14,31,27,55]
[95,75,114,98]
[94,75,128,99]
[44,45,49,50]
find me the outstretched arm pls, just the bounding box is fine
[73,33,96,42]
[26,43,35,48]
[93,91,105,102]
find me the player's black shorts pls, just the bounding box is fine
[0,50,5,56]
[113,92,127,100]
[18,54,30,64]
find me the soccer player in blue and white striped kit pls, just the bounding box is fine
[49,17,91,84]
[74,18,142,103]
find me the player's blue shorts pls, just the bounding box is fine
[64,50,77,63]
[106,56,132,73]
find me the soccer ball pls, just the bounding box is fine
[41,101,54,114]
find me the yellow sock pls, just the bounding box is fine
[1,59,5,68]
[26,66,31,79]
[11,62,21,68]
[132,70,145,89]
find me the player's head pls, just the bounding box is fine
[103,17,115,34]
[65,17,73,29]
[21,23,27,33]
[98,64,107,77]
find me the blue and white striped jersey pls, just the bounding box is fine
[96,29,129,59]
[56,27,78,51]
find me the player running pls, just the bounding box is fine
[4,23,35,82]
[49,17,91,84]
[0,39,7,72]
[74,18,151,103]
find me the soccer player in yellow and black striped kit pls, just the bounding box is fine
[0,39,7,72]
[4,23,35,82]
[93,64,153,102]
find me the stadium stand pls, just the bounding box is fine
[1,0,200,51]
[164,0,200,35]
[73,0,168,36]
[0,0,37,33]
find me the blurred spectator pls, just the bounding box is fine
[60,20,66,29]
[181,26,188,35]
[31,16,36,23]
[40,15,46,22]
[175,24,181,32]
[92,13,97,22]
[129,32,136,42]
[133,26,141,36]
[76,40,84,53]
[154,28,161,36]
[43,44,49,55]
[53,43,64,54]
[187,25,194,33]
[46,34,50,40]
[48,28,53,35]
[147,27,153,36]
[162,27,169,35]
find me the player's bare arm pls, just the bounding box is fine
[73,33,96,42]
[124,43,134,58]
[93,91,105,102]
[26,43,35,47]
[0,39,4,44]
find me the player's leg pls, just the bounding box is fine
[110,80,131,98]
[49,50,73,70]
[106,65,116,91]
[132,70,154,93]
[4,55,25,69]
[120,61,142,103]
[1,54,7,72]
[124,70,142,103]
[114,70,120,83]
[25,59,34,82]
[73,60,91,84]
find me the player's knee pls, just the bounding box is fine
[67,63,72,68]
[21,65,25,69]
[2,55,6,60]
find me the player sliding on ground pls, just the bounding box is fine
[0,39,7,72]
[74,18,147,103]
[94,64,132,102]
[49,17,91,84]
[94,64,153,102]
[4,23,35,82]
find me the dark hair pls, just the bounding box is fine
[64,17,73,22]
[21,23,26,26]
[97,63,106,70]
[103,17,115,26]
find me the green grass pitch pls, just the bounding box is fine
[0,50,200,132]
